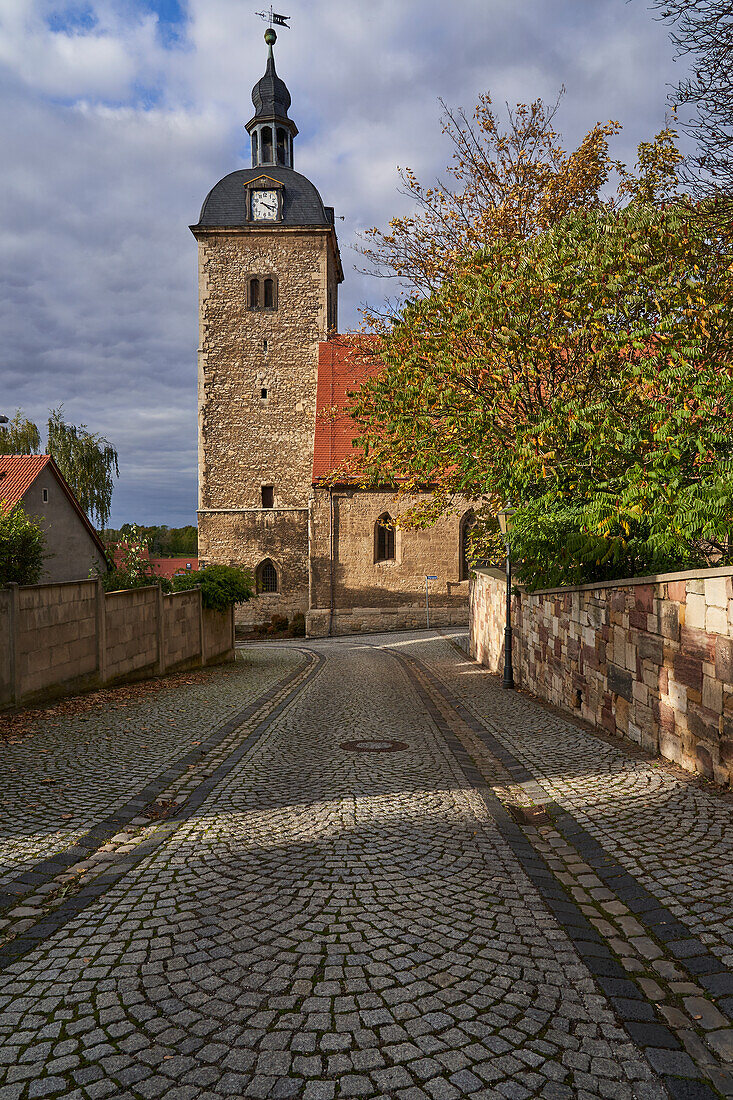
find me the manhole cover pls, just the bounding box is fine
[340,739,409,753]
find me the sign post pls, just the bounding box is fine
[425,576,437,629]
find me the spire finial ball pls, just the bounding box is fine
[264,27,277,47]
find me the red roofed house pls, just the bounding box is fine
[192,30,471,635]
[0,455,108,583]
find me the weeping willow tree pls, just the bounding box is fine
[0,411,41,455]
[47,408,119,529]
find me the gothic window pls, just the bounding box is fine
[276,127,288,165]
[261,485,274,509]
[257,558,278,593]
[261,126,273,163]
[460,510,477,581]
[375,513,395,563]
[249,278,260,308]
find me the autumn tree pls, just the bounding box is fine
[652,0,733,206]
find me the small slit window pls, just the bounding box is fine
[261,485,274,509]
[260,387,268,400]
[249,278,260,309]
[375,513,395,562]
[42,488,49,503]
[257,559,278,593]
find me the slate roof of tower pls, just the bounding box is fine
[194,167,333,228]
[313,341,383,483]
[251,52,292,120]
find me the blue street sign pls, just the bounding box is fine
[425,575,438,580]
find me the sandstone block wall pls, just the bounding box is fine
[307,604,468,638]
[0,581,235,709]
[470,566,733,787]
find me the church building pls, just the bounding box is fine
[191,28,472,636]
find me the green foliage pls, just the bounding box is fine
[96,525,169,593]
[172,564,253,610]
[352,200,733,587]
[0,504,46,586]
[48,408,119,530]
[0,411,41,455]
[105,524,197,556]
[290,612,306,637]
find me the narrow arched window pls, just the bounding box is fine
[251,131,258,164]
[249,278,260,308]
[276,128,288,165]
[261,126,273,163]
[257,559,278,593]
[264,278,275,309]
[460,510,477,581]
[375,513,395,563]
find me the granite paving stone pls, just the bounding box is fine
[0,633,731,1098]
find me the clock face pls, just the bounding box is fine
[251,190,279,221]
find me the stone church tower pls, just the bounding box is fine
[191,28,343,623]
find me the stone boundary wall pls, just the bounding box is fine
[0,580,235,709]
[307,603,468,638]
[470,566,733,787]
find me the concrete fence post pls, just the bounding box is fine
[96,578,107,685]
[198,586,205,668]
[156,585,166,676]
[8,583,20,707]
[231,603,236,655]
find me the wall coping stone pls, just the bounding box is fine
[472,563,733,596]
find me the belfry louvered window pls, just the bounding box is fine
[248,277,278,311]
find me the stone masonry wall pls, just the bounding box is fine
[198,508,308,627]
[194,224,339,624]
[307,488,470,636]
[0,581,235,709]
[470,566,733,787]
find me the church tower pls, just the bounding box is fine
[191,28,343,624]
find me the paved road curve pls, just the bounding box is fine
[0,632,731,1100]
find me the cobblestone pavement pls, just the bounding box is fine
[0,634,731,1099]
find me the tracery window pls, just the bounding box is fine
[257,558,278,593]
[375,513,395,563]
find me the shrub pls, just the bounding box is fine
[289,612,306,637]
[173,564,254,611]
[0,504,46,586]
[270,614,289,633]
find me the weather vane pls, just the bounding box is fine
[255,7,290,28]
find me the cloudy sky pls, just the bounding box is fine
[0,0,692,528]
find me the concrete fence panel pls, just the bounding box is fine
[1,580,237,709]
[470,566,733,788]
[164,590,202,671]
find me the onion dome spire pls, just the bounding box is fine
[246,28,298,168]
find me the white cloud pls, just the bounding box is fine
[0,0,688,526]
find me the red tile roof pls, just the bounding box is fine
[0,454,109,564]
[0,455,52,508]
[149,557,199,580]
[313,340,383,482]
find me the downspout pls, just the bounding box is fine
[329,486,334,637]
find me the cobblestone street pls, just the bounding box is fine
[0,632,731,1100]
